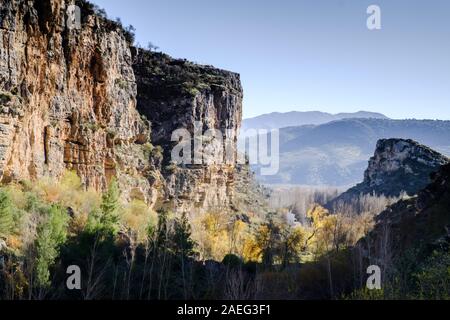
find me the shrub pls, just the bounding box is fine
[0,189,14,238]
[142,142,154,158]
[0,91,13,105]
[165,162,178,174]
[222,254,243,268]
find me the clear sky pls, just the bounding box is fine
[91,0,450,120]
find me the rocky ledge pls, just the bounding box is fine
[327,138,449,210]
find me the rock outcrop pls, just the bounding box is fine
[0,0,158,203]
[133,50,245,212]
[356,162,450,272]
[0,0,260,214]
[327,138,449,211]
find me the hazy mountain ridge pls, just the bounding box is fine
[327,138,449,211]
[256,118,450,186]
[0,0,261,215]
[242,110,389,131]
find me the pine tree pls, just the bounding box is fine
[172,212,196,299]
[99,178,121,236]
[0,189,13,238]
[35,205,68,287]
[172,212,196,259]
[155,209,169,249]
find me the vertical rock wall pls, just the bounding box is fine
[0,0,257,214]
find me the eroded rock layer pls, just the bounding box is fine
[133,50,244,212]
[0,0,256,214]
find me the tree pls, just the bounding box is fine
[124,25,136,44]
[172,212,196,259]
[0,189,13,238]
[280,226,306,267]
[35,205,69,288]
[147,42,159,52]
[256,213,281,267]
[99,178,121,236]
[172,212,196,299]
[155,209,169,249]
[72,178,122,300]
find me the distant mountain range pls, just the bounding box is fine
[242,110,389,131]
[326,138,449,211]
[248,118,450,186]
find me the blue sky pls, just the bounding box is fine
[91,0,450,120]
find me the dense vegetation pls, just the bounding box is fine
[1,171,448,299]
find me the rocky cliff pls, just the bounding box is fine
[133,50,244,212]
[0,0,257,214]
[0,0,160,203]
[356,162,450,274]
[327,138,449,211]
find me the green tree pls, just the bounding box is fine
[172,212,196,259]
[155,209,169,249]
[0,189,13,238]
[35,205,69,287]
[98,178,121,236]
[171,212,196,299]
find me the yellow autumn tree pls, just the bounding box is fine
[305,205,338,256]
[122,199,158,242]
[191,212,230,261]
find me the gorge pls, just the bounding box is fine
[0,0,449,301]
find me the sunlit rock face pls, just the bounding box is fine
[133,50,246,212]
[327,138,449,210]
[0,0,261,214]
[0,0,153,199]
[363,139,449,191]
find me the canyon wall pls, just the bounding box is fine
[133,50,244,212]
[0,0,257,214]
[327,138,449,210]
[0,0,158,203]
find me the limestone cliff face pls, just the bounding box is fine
[0,0,158,203]
[133,50,244,212]
[327,139,449,210]
[363,139,448,192]
[0,0,252,214]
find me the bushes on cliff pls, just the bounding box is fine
[0,91,13,105]
[75,0,136,45]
